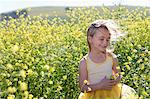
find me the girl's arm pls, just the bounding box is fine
[107,51,121,74]
[79,58,116,93]
[112,57,122,83]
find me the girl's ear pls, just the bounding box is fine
[88,36,92,43]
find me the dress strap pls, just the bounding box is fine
[107,51,118,69]
[107,51,117,59]
[82,54,89,75]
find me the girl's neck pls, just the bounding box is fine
[90,49,107,56]
[88,50,107,63]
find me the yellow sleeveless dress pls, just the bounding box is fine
[78,53,122,99]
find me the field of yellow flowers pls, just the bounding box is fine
[0,6,149,99]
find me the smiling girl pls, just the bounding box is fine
[78,20,138,99]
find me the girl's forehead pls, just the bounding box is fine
[95,28,111,38]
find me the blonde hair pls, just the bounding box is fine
[87,24,109,52]
[87,19,123,52]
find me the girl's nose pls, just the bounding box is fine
[103,40,109,47]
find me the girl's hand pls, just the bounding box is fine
[99,76,116,90]
[114,74,122,84]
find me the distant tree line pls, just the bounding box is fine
[0,9,28,21]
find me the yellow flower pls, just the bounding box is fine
[50,67,55,73]
[27,69,33,76]
[57,85,62,91]
[142,91,148,96]
[7,87,16,93]
[22,97,28,99]
[48,80,53,85]
[24,91,29,97]
[29,94,34,99]
[139,64,145,70]
[7,95,15,99]
[20,70,26,78]
[6,64,14,70]
[84,80,90,85]
[137,59,142,63]
[43,65,49,70]
[6,79,12,86]
[127,56,132,61]
[148,51,150,55]
[22,64,28,70]
[18,81,22,84]
[20,82,28,91]
[63,75,67,80]
[110,75,116,80]
[33,98,38,99]
[126,65,131,70]
[12,45,19,52]
[133,49,137,53]
[144,58,148,61]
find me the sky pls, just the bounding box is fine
[0,0,150,13]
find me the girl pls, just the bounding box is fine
[78,20,138,99]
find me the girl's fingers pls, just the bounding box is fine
[104,86,113,90]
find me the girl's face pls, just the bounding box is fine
[88,28,110,53]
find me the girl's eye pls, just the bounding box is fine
[99,39,104,41]
[107,39,110,42]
